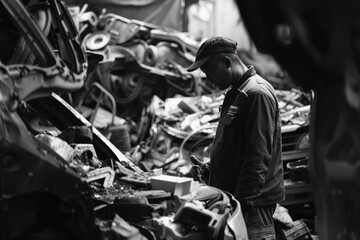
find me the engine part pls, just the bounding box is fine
[85,32,111,51]
[174,201,229,238]
[72,143,102,167]
[110,195,155,222]
[119,168,163,187]
[160,222,204,240]
[97,214,149,240]
[58,126,93,144]
[86,166,115,188]
[35,133,75,162]
[107,124,132,153]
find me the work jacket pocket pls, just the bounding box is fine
[217,113,238,149]
[222,114,236,126]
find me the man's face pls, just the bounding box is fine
[200,55,231,90]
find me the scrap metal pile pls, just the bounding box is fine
[0,0,311,239]
[136,88,311,176]
[0,1,247,239]
[69,4,311,174]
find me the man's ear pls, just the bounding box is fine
[224,56,231,68]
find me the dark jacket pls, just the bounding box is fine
[208,66,285,206]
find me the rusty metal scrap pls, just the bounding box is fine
[86,166,116,188]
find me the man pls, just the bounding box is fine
[187,36,285,240]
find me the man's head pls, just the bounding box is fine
[187,36,238,72]
[187,36,240,90]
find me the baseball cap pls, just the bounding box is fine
[187,36,238,72]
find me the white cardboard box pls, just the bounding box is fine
[150,175,192,196]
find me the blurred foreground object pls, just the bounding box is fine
[236,0,360,238]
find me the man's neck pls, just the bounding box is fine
[232,65,249,87]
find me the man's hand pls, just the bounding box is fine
[189,155,210,183]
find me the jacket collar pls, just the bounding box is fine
[232,65,256,91]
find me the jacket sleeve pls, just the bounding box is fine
[233,92,276,203]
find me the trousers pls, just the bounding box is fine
[241,204,277,240]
